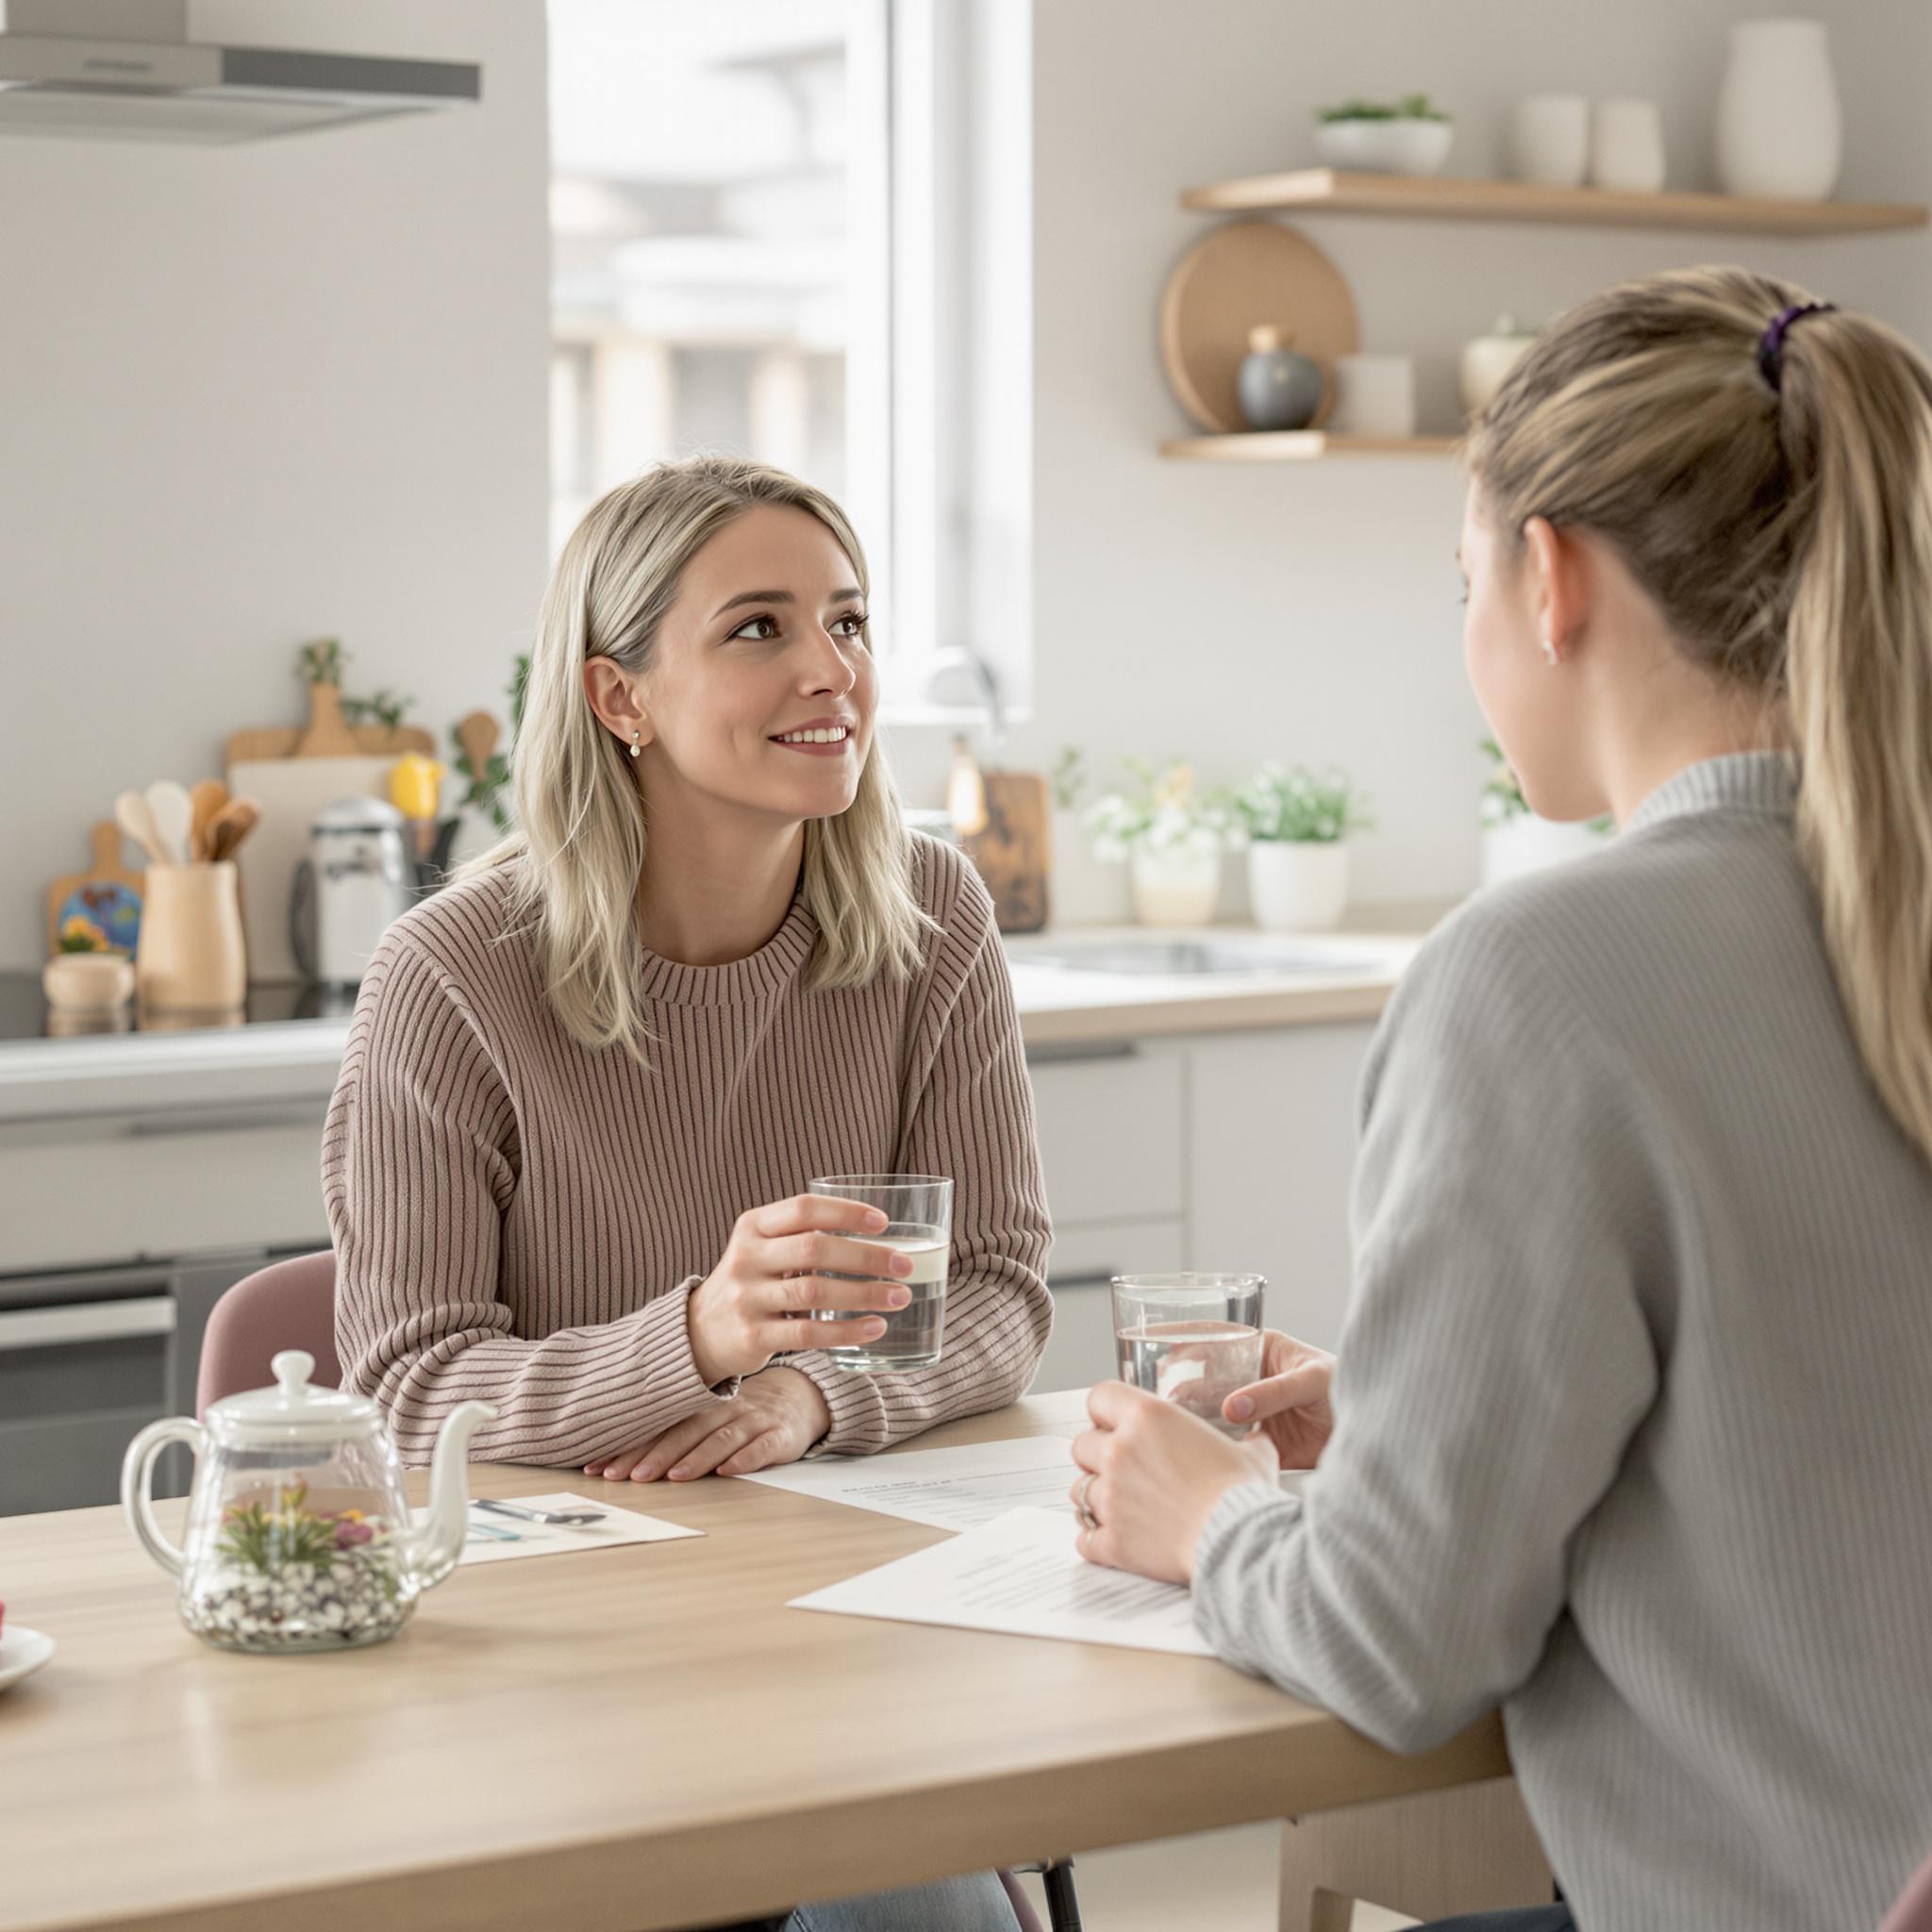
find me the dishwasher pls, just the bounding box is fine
[0,1251,276,1515]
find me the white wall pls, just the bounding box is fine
[886,0,1932,911]
[6,2,1929,968]
[0,0,548,971]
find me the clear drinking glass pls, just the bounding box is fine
[807,1174,954,1373]
[1112,1273,1266,1438]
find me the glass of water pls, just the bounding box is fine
[807,1174,953,1373]
[1112,1273,1266,1438]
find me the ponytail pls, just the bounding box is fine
[1467,266,1932,1165]
[1778,312,1932,1160]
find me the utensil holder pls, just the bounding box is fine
[136,862,247,1013]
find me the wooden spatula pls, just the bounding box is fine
[206,796,262,864]
[456,710,500,785]
[189,779,229,862]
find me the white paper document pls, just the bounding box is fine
[791,1506,1214,1657]
[739,1432,1081,1533]
[408,1492,703,1567]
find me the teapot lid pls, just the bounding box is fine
[207,1349,385,1445]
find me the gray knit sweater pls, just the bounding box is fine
[1192,753,1932,1932]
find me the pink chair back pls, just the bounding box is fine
[998,1870,1044,1932]
[1885,1849,1932,1932]
[194,1250,341,1415]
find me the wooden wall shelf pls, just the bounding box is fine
[1178,169,1929,239]
[1160,432,1461,461]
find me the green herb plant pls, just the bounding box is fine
[1084,758,1236,862]
[1318,92,1451,124]
[1229,764,1372,844]
[452,653,529,833]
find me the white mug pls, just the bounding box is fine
[1328,355,1416,439]
[1510,93,1590,188]
[1591,98,1666,192]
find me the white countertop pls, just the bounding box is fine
[0,915,1441,1125]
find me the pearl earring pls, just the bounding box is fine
[1541,637,1558,666]
[629,729,641,758]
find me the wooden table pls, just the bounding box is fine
[0,1396,1515,1932]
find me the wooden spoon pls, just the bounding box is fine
[113,789,167,866]
[206,796,262,864]
[189,778,229,861]
[144,780,192,867]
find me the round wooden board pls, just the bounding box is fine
[1158,219,1360,433]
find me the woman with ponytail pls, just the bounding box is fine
[324,458,1049,1929]
[1071,268,1932,1931]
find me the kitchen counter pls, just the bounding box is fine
[0,908,1444,1124]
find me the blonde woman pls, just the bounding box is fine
[1072,268,1932,1932]
[324,458,1049,1932]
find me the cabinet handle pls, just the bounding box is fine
[1024,1041,1141,1066]
[126,1105,323,1138]
[0,1296,176,1352]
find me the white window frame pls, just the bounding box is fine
[848,0,1033,727]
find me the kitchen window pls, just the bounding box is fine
[546,0,1033,719]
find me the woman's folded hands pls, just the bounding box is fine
[588,1366,831,1483]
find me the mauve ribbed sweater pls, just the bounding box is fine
[322,835,1052,1469]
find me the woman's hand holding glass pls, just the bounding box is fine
[1222,1329,1337,1469]
[1072,1327,1338,1586]
[686,1193,918,1389]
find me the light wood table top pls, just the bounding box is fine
[0,1396,1508,1932]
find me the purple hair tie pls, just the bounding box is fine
[1757,301,1836,392]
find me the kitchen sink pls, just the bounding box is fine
[1012,939,1384,977]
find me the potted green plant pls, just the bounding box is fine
[1084,759,1236,927]
[1315,92,1455,175]
[1478,739,1612,886]
[1047,745,1128,925]
[1229,764,1371,932]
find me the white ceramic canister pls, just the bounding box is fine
[1459,316,1539,417]
[1591,98,1667,193]
[1327,355,1416,438]
[1714,19,1841,201]
[1509,94,1590,188]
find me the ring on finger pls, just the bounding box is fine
[1074,1472,1100,1534]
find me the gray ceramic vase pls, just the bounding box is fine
[1238,325,1324,431]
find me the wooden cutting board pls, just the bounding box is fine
[45,822,144,958]
[225,681,435,767]
[224,683,432,984]
[227,757,400,983]
[1158,219,1359,433]
[962,772,1052,935]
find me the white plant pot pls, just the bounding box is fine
[1315,118,1454,176]
[1129,846,1221,928]
[1247,842,1350,933]
[1715,19,1840,201]
[1051,810,1132,926]
[1479,816,1607,890]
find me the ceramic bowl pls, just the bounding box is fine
[1315,117,1454,175]
[42,951,136,1012]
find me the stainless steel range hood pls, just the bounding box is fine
[0,0,479,144]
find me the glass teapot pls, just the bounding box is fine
[121,1350,495,1655]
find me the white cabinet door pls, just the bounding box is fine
[1025,1043,1186,1226]
[1185,1022,1374,1352]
